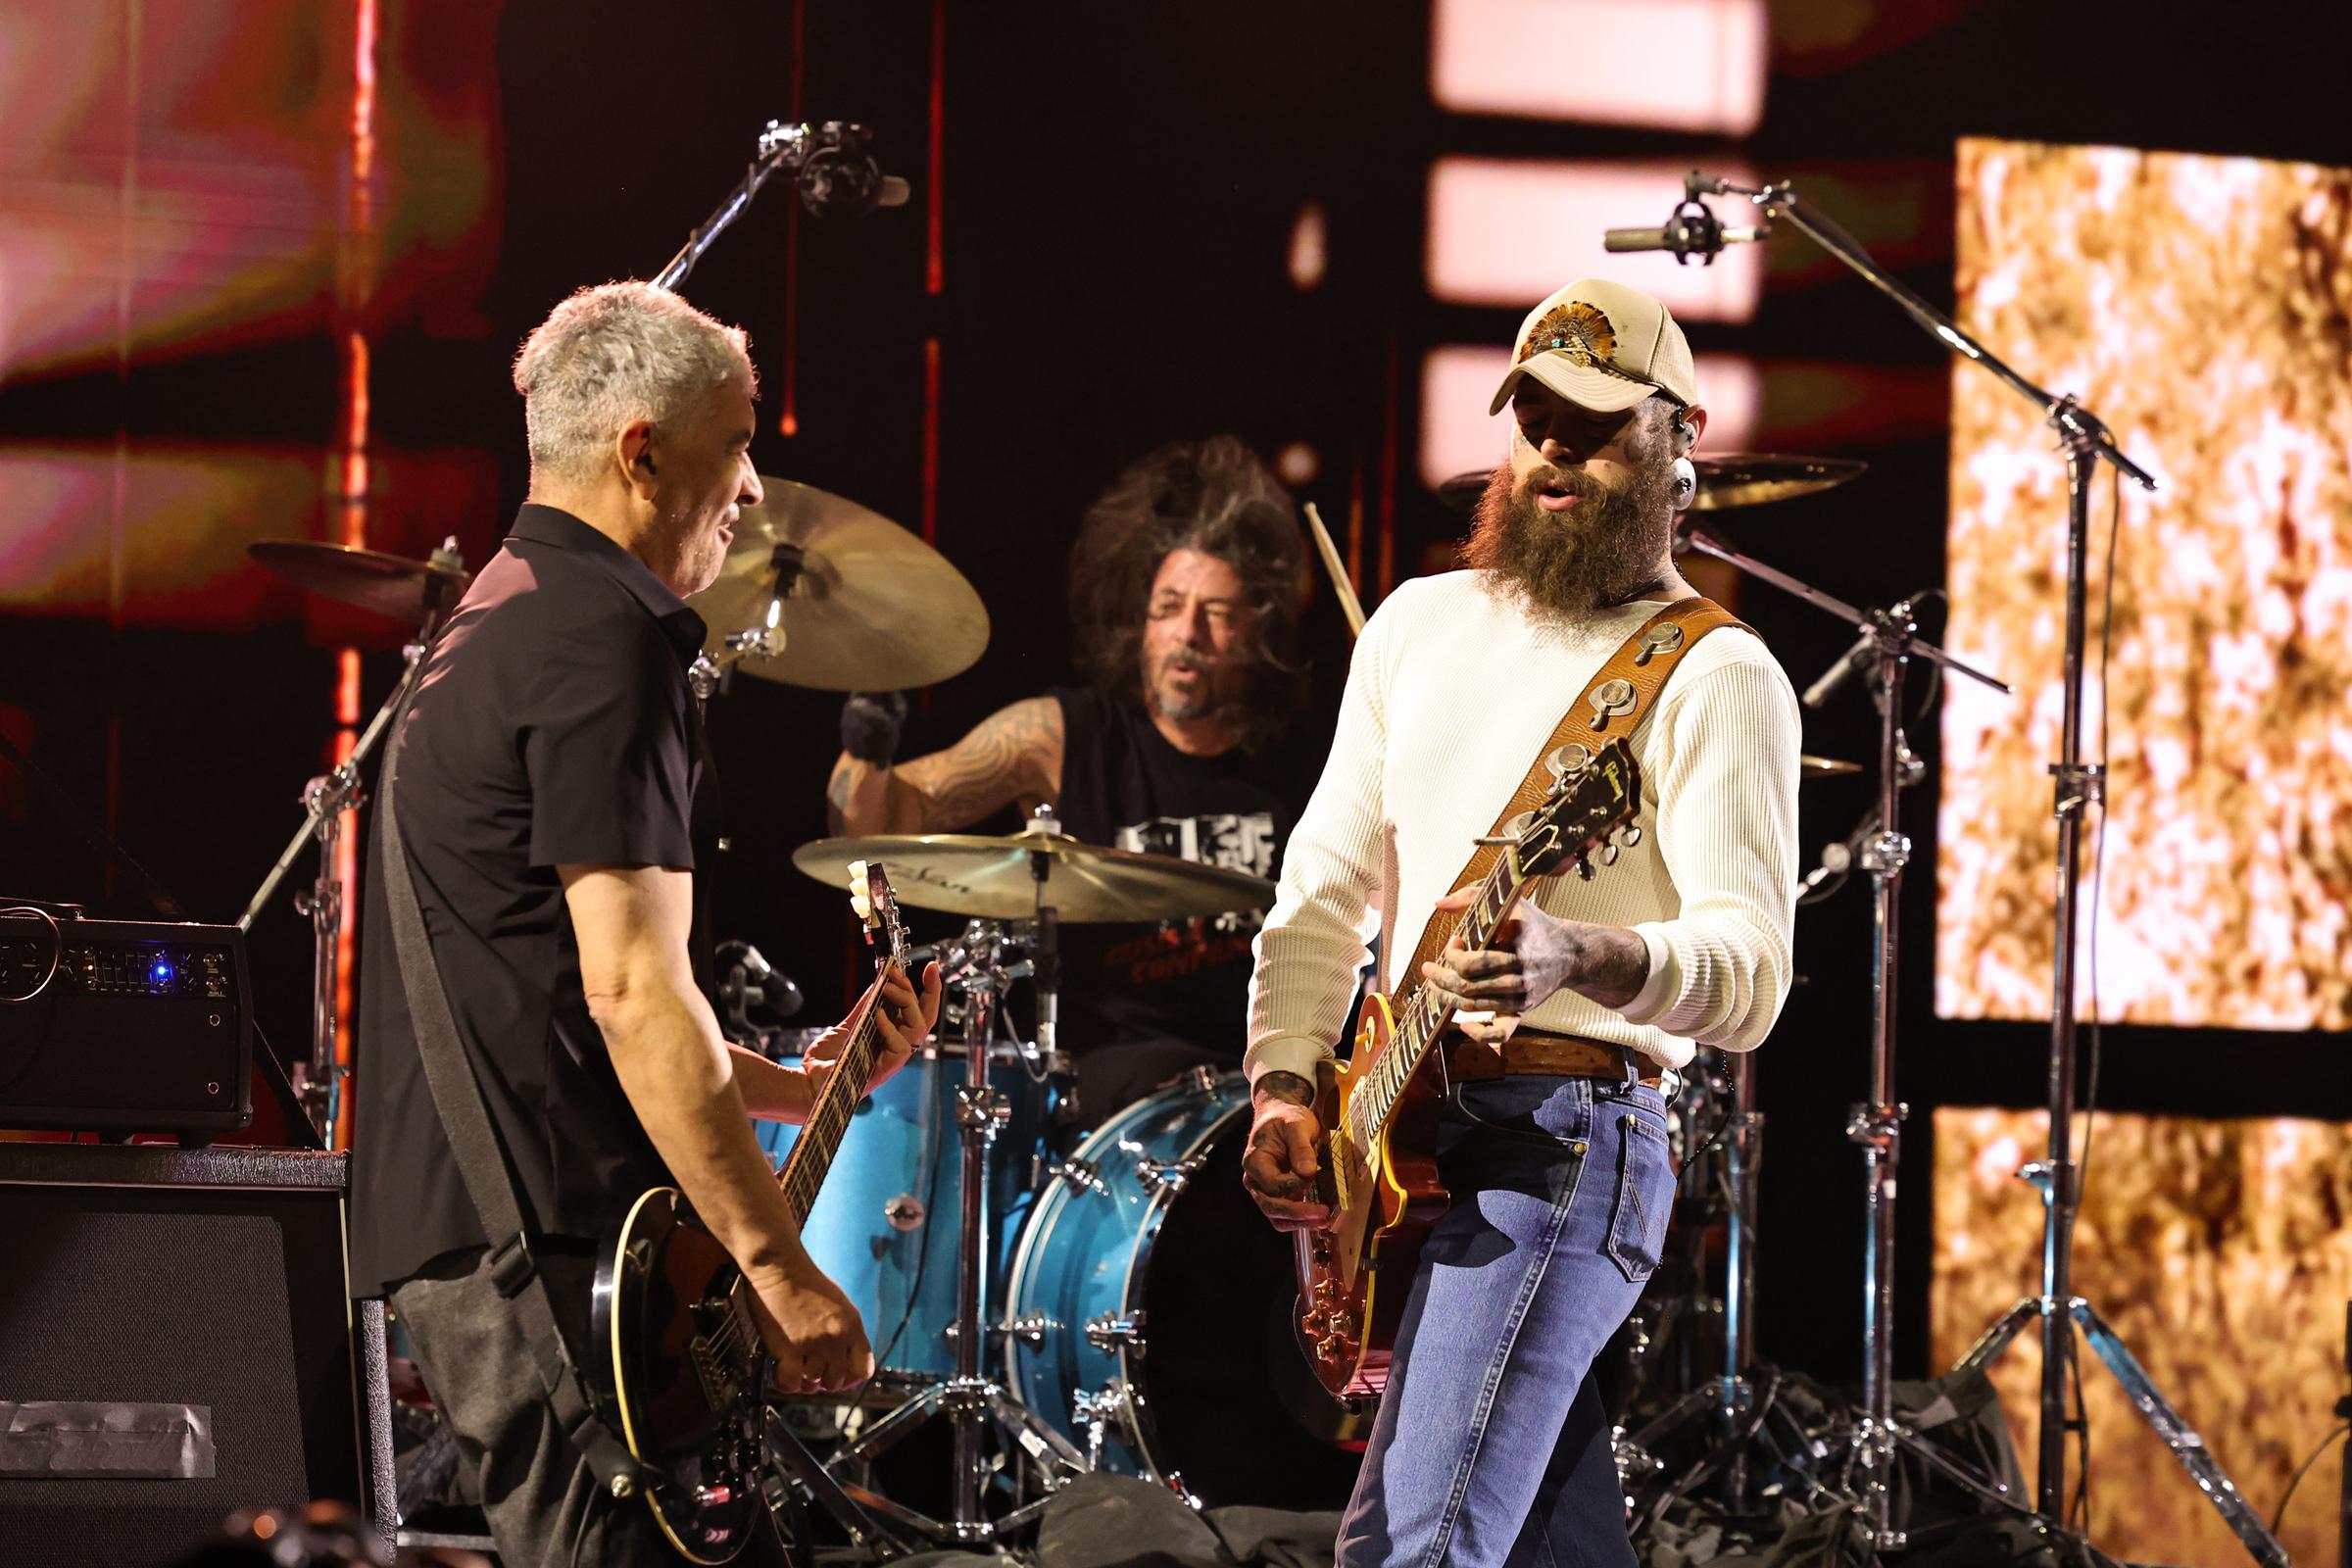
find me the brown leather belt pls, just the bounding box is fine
[1445,1029,1666,1087]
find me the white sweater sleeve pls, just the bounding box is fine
[1616,645,1802,1051]
[1245,602,1393,1087]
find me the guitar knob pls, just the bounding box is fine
[1312,1277,1340,1302]
[1315,1334,1347,1361]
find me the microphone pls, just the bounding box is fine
[1603,199,1763,265]
[796,142,910,218]
[1802,625,1880,710]
[716,940,804,1028]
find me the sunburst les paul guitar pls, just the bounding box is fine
[590,860,907,1564]
[1295,739,1642,1401]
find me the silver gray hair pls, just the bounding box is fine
[512,281,755,483]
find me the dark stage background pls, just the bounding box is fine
[6,0,2352,1487]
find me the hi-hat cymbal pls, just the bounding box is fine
[793,832,1276,924]
[1801,755,1863,779]
[691,479,988,692]
[1687,454,1867,512]
[248,540,469,623]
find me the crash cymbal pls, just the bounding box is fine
[793,831,1276,924]
[1687,454,1867,512]
[248,539,469,623]
[691,478,988,692]
[1801,754,1863,779]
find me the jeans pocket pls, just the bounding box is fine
[1604,1112,1673,1285]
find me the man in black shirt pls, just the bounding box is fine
[353,281,940,1568]
[823,436,1313,1120]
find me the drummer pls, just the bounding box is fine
[824,436,1319,1122]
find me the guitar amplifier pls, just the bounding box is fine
[0,908,253,1142]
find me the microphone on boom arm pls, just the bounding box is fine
[797,138,911,219]
[1603,172,1766,265]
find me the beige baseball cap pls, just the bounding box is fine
[1487,277,1698,416]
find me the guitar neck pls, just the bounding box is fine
[774,961,897,1227]
[1356,858,1532,1143]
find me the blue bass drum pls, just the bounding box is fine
[1001,1069,1364,1509]
[758,1043,1047,1383]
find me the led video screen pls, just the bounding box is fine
[1933,1107,2352,1567]
[1936,138,2352,1029]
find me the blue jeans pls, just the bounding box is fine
[1337,1068,1677,1568]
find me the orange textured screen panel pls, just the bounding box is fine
[1933,1107,2351,1566]
[1936,138,2352,1029]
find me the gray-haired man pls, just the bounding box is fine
[352,281,940,1567]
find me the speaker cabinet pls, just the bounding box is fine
[0,1145,376,1566]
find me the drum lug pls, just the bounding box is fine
[1048,1155,1105,1196]
[1135,1153,1204,1198]
[994,1311,1055,1348]
[1083,1311,1147,1353]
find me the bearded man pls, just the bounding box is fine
[827,435,1314,1121]
[1241,278,1801,1566]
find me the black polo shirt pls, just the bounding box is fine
[349,505,715,1298]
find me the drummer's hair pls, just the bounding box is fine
[513,281,755,483]
[1067,435,1307,748]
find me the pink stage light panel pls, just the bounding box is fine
[1936,139,2352,1031]
[1432,0,1767,134]
[1426,159,1763,320]
[1419,346,1757,489]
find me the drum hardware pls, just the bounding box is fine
[241,536,466,1142]
[689,477,989,694]
[809,870,1089,1546]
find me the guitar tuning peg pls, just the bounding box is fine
[1597,843,1619,867]
[1575,857,1595,882]
[1618,825,1642,849]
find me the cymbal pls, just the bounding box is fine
[1801,755,1863,779]
[1687,454,1866,512]
[691,478,988,692]
[793,831,1277,924]
[1434,454,1863,515]
[248,540,468,623]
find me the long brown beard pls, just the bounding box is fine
[1463,456,1677,616]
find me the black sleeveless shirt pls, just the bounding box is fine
[1048,686,1302,1059]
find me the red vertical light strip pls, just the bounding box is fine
[778,0,806,437]
[926,0,946,297]
[330,0,379,1150]
[1377,332,1400,597]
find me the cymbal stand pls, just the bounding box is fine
[237,545,462,1142]
[825,918,1086,1547]
[1679,525,2006,1547]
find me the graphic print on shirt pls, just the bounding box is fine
[1098,809,1279,982]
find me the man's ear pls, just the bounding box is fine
[1674,404,1708,455]
[616,418,659,494]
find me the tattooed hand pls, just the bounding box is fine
[1242,1069,1331,1232]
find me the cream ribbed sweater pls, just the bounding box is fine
[1245,569,1802,1082]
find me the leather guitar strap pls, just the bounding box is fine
[1391,597,1749,1009]
[375,669,655,1498]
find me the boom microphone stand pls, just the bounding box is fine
[1680,172,2285,1565]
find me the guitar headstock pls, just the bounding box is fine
[846,858,910,971]
[1506,739,1643,883]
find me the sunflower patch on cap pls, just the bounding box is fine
[1488,277,1699,417]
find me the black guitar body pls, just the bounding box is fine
[590,1187,765,1564]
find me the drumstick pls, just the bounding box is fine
[1302,502,1367,638]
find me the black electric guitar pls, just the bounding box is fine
[590,859,908,1564]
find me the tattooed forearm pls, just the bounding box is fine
[1252,1069,1317,1108]
[894,697,1064,831]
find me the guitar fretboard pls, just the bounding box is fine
[775,964,894,1226]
